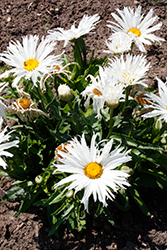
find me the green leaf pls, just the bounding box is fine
[128,187,150,216]
[111,132,163,151]
[15,187,43,216]
[103,207,115,226]
[2,186,26,201]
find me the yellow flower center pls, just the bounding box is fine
[122,73,135,85]
[128,28,141,37]
[54,65,61,71]
[16,98,31,109]
[23,59,39,71]
[84,162,103,179]
[122,73,130,79]
[93,88,102,96]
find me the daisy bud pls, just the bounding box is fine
[66,190,74,198]
[58,84,73,102]
[35,175,43,184]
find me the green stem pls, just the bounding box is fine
[122,86,131,113]
[129,42,134,55]
[36,86,45,112]
[67,101,73,111]
[107,107,114,139]
[74,40,83,67]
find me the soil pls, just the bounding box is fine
[0,0,167,249]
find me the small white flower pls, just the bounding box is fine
[0,35,58,88]
[100,79,124,108]
[58,84,73,102]
[53,133,131,212]
[39,57,77,92]
[81,71,105,120]
[109,54,150,87]
[47,14,100,47]
[107,5,164,52]
[82,66,124,119]
[104,32,132,55]
[0,117,19,169]
[142,77,167,127]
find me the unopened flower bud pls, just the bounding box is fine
[35,175,43,184]
[58,84,73,101]
[121,165,131,174]
[66,190,74,198]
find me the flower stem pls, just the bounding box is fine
[129,42,134,55]
[107,107,114,139]
[74,40,83,67]
[67,101,73,110]
[122,86,131,113]
[35,86,45,112]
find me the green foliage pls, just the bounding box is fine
[1,34,167,237]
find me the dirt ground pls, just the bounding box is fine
[0,0,167,249]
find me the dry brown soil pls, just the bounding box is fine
[0,0,167,249]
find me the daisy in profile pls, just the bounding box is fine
[47,14,100,47]
[53,133,131,212]
[107,5,164,52]
[9,91,48,123]
[109,54,150,87]
[0,35,58,88]
[104,32,132,55]
[0,117,19,169]
[81,68,105,120]
[82,66,124,119]
[100,78,124,108]
[142,77,167,127]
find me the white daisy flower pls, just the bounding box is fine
[142,77,167,127]
[109,54,150,87]
[81,70,105,120]
[0,117,19,169]
[54,133,131,212]
[104,32,132,55]
[0,35,58,88]
[47,14,100,47]
[82,66,124,119]
[107,5,164,52]
[100,79,124,108]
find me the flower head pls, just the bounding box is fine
[104,32,132,55]
[142,77,167,127]
[81,69,105,120]
[54,133,131,212]
[109,54,150,87]
[9,92,48,123]
[0,117,19,169]
[107,5,164,52]
[0,35,57,88]
[47,14,100,47]
[82,66,124,119]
